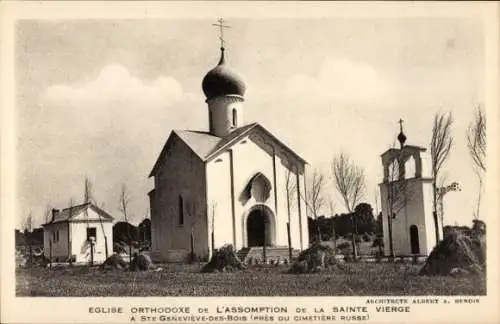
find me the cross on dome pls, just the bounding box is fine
[212,18,231,50]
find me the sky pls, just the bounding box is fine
[15,17,485,228]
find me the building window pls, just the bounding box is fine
[232,108,237,127]
[86,227,97,242]
[178,195,184,225]
[52,230,59,243]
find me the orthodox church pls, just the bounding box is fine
[148,35,309,262]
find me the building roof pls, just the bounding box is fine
[149,122,307,177]
[43,202,114,226]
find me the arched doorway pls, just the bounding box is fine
[410,225,420,254]
[246,206,274,247]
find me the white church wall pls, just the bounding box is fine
[231,134,276,249]
[152,135,208,262]
[206,151,234,250]
[207,131,309,251]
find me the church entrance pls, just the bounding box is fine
[246,206,274,247]
[410,225,420,254]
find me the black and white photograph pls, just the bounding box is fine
[1,1,498,323]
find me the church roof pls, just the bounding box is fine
[42,202,114,226]
[149,122,306,177]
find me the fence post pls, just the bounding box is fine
[49,239,53,267]
[90,239,94,266]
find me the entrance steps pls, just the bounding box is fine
[237,246,300,264]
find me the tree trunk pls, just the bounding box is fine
[190,229,195,263]
[286,222,292,261]
[211,231,215,254]
[104,236,109,259]
[388,213,394,259]
[432,181,440,244]
[90,241,94,266]
[351,214,358,260]
[128,241,132,265]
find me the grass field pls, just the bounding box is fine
[16,262,485,297]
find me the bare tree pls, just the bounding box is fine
[119,183,132,260]
[186,198,201,262]
[430,112,454,243]
[304,169,326,241]
[23,211,33,266]
[326,195,337,246]
[84,177,109,258]
[84,177,92,204]
[467,106,486,219]
[284,168,297,222]
[284,168,298,260]
[44,204,53,224]
[332,152,365,259]
[209,201,217,254]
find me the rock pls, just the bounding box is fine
[450,267,469,277]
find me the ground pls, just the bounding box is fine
[16,262,485,297]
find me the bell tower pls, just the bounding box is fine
[379,120,439,257]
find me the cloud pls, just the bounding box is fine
[44,64,189,108]
[283,56,392,104]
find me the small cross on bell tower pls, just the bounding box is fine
[397,118,407,148]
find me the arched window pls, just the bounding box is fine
[410,225,420,254]
[404,155,416,179]
[178,195,184,225]
[388,159,400,181]
[232,108,238,127]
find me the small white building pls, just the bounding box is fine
[379,128,442,257]
[42,202,114,264]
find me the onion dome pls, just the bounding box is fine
[202,47,246,101]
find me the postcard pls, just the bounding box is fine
[1,1,499,323]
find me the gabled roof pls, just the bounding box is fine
[149,122,306,177]
[42,202,114,226]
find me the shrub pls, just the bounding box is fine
[129,252,156,271]
[362,233,372,242]
[201,244,246,273]
[419,231,486,276]
[337,242,350,250]
[371,237,384,248]
[289,241,336,274]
